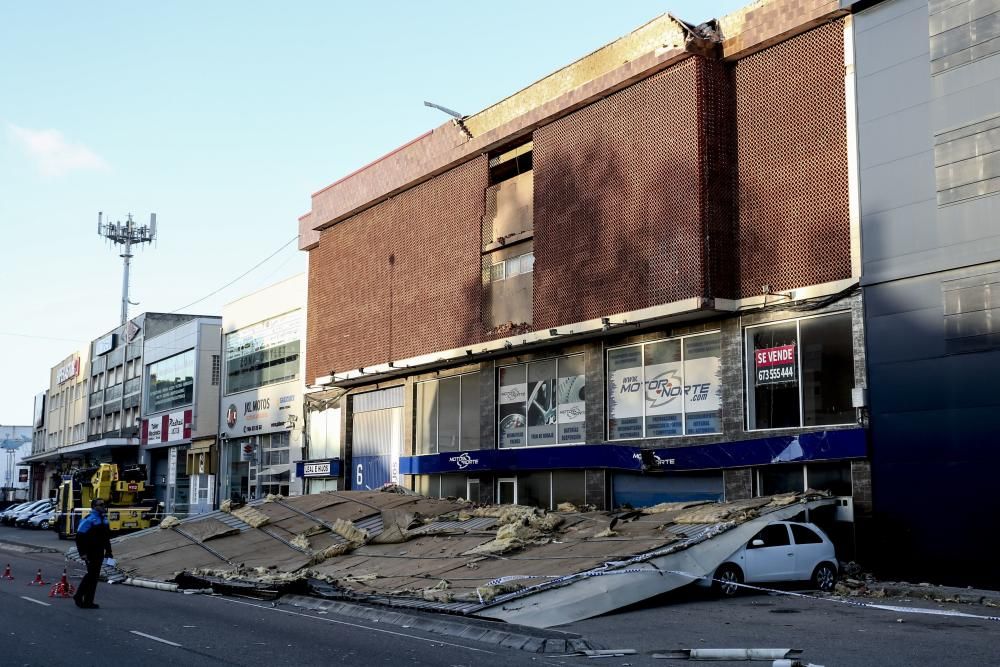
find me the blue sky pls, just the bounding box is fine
[0,1,745,425]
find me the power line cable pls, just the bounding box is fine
[169,235,299,313]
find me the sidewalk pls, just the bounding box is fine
[0,525,68,553]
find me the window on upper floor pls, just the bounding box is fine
[224,311,302,395]
[483,138,534,334]
[146,349,195,414]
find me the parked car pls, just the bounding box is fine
[707,521,838,596]
[8,500,54,527]
[25,509,55,530]
[0,503,27,524]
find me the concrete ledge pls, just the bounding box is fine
[281,594,601,654]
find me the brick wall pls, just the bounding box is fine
[307,23,851,375]
[532,57,713,329]
[306,157,488,381]
[734,21,850,298]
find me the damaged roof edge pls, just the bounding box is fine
[297,0,850,250]
[298,14,706,250]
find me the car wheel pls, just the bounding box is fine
[714,563,744,597]
[812,562,837,592]
[40,520,50,530]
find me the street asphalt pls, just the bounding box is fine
[2,525,999,666]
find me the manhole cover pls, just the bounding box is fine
[769,608,801,614]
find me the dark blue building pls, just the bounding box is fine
[855,0,1000,587]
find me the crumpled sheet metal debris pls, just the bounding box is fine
[109,490,831,612]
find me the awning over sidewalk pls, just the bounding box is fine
[20,450,62,463]
[57,438,136,456]
[400,428,867,475]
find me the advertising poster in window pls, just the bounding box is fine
[754,343,797,386]
[607,347,643,439]
[147,349,195,414]
[498,366,526,448]
[684,335,722,434]
[526,360,557,446]
[643,340,683,437]
[556,371,586,443]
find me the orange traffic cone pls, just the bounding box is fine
[49,569,75,598]
[1,564,12,580]
[27,569,48,586]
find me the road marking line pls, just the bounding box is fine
[215,597,495,654]
[20,596,51,607]
[130,630,182,647]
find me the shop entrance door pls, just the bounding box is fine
[497,478,517,504]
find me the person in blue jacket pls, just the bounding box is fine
[73,498,113,609]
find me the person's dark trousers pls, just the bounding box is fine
[74,554,102,607]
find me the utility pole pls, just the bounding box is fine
[97,212,157,325]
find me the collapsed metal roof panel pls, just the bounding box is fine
[101,490,832,626]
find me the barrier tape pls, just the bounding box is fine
[662,569,1000,623]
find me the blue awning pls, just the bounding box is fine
[399,428,867,475]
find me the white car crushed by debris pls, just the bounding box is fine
[703,521,838,596]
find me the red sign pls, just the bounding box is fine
[141,409,193,444]
[755,344,797,385]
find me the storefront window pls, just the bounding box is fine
[259,432,290,496]
[754,461,853,497]
[440,474,466,499]
[746,312,854,430]
[146,349,195,414]
[224,311,301,395]
[806,461,852,496]
[415,373,481,455]
[518,471,551,508]
[498,365,526,448]
[411,474,470,500]
[758,465,805,496]
[498,356,586,448]
[607,332,722,440]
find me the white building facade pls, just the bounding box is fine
[219,274,308,502]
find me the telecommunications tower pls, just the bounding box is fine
[97,212,157,325]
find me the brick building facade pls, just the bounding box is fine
[302,1,869,557]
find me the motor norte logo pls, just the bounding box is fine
[500,386,526,403]
[449,452,479,469]
[617,370,712,406]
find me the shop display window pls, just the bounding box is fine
[498,355,585,448]
[415,373,481,455]
[746,312,854,431]
[607,332,722,440]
